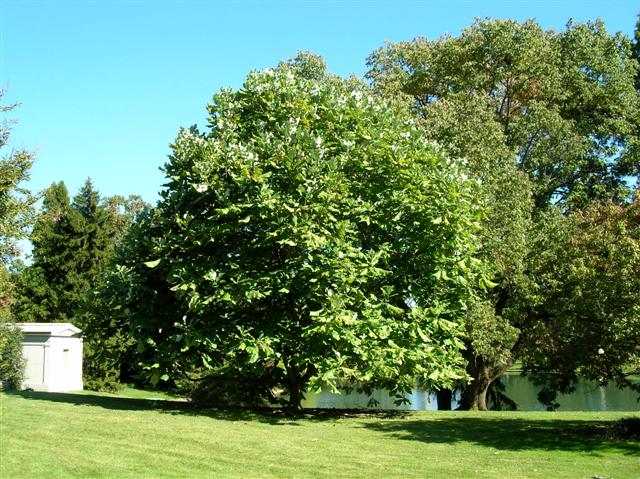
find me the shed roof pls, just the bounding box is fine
[18,323,82,337]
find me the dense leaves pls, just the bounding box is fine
[0,93,35,325]
[0,93,35,266]
[367,18,640,209]
[113,56,487,409]
[633,16,640,91]
[82,207,179,390]
[13,181,111,323]
[0,322,26,389]
[523,200,640,408]
[367,18,640,409]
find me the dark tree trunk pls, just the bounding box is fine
[436,389,453,410]
[458,369,492,411]
[457,347,513,411]
[284,357,304,412]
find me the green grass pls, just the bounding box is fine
[76,385,184,401]
[1,390,638,479]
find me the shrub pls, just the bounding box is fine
[0,323,26,390]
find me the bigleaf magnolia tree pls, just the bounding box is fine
[367,18,640,409]
[131,56,486,409]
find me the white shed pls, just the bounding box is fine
[19,323,84,392]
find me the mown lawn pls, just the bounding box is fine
[1,390,638,478]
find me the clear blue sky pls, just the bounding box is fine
[2,0,639,204]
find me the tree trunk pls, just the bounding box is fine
[457,349,514,411]
[284,358,304,412]
[436,388,453,410]
[458,371,492,411]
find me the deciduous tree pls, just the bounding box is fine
[0,92,35,325]
[119,55,487,409]
[522,199,640,408]
[367,18,640,409]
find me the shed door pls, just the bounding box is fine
[23,345,46,384]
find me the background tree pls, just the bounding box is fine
[368,18,639,209]
[12,180,149,389]
[14,180,146,324]
[0,93,35,266]
[81,207,181,390]
[0,92,35,326]
[102,194,148,244]
[14,182,84,323]
[367,18,640,409]
[522,199,640,408]
[110,55,487,410]
[633,15,640,91]
[413,92,532,410]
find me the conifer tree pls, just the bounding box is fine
[13,180,115,324]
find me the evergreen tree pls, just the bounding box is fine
[13,180,115,324]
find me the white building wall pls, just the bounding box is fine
[47,337,83,392]
[19,324,84,392]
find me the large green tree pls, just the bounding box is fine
[367,18,640,409]
[109,56,487,410]
[368,18,640,209]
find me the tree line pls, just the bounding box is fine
[1,16,639,410]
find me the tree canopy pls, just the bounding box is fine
[522,199,640,408]
[367,18,640,210]
[107,55,488,409]
[0,92,35,324]
[13,180,143,325]
[367,17,640,409]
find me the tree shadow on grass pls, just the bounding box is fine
[8,390,402,426]
[360,414,640,457]
[10,391,640,456]
[9,390,188,412]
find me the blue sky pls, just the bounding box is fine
[2,0,639,204]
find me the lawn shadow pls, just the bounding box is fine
[8,390,189,412]
[361,414,640,457]
[8,390,403,425]
[10,390,640,455]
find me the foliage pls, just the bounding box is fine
[367,18,640,209]
[13,182,96,322]
[0,265,15,323]
[522,200,640,408]
[82,207,179,390]
[366,17,640,410]
[13,180,145,325]
[408,90,532,409]
[0,92,35,266]
[102,194,148,244]
[12,180,147,389]
[0,322,26,389]
[633,15,640,91]
[0,93,35,327]
[112,55,486,409]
